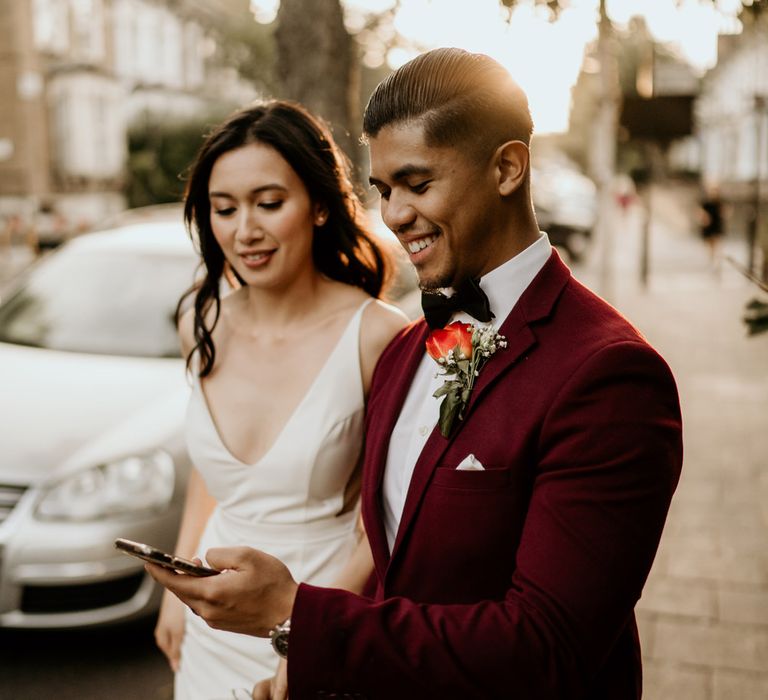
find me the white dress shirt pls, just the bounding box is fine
[382,233,552,551]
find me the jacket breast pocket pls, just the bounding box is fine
[431,464,512,490]
[410,464,527,599]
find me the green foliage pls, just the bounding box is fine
[744,298,768,336]
[738,0,768,21]
[126,118,216,208]
[209,2,276,92]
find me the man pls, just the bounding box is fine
[148,48,682,699]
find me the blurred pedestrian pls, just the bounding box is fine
[149,48,682,700]
[614,172,637,215]
[0,214,34,254]
[153,100,407,699]
[697,182,725,265]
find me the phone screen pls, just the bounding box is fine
[115,538,220,577]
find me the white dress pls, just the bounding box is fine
[175,299,371,700]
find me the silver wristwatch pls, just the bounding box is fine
[269,617,291,658]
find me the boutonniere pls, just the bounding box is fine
[426,321,507,438]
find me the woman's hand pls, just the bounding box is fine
[251,658,288,700]
[154,589,186,672]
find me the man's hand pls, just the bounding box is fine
[252,657,288,700]
[145,547,298,637]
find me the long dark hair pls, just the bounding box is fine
[178,100,389,377]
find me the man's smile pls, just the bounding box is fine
[405,233,439,254]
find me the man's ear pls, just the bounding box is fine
[494,140,529,197]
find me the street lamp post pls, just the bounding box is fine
[749,93,766,278]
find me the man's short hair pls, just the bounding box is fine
[362,47,533,159]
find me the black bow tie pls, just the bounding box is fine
[421,277,494,329]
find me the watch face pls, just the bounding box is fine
[272,628,289,658]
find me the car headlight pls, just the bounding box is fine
[36,450,175,521]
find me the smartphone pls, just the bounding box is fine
[115,538,220,577]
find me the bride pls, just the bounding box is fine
[154,99,407,699]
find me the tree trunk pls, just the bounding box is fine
[275,0,361,173]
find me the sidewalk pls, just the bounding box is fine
[574,182,768,700]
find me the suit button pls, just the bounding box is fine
[419,425,428,436]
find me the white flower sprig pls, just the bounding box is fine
[426,321,507,438]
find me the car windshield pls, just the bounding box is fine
[0,245,197,357]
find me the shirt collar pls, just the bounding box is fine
[451,232,552,328]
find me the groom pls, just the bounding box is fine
[149,48,683,699]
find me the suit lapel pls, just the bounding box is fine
[387,250,571,568]
[465,249,571,420]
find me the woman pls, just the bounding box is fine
[154,100,407,699]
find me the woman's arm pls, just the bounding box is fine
[330,518,374,594]
[174,467,217,558]
[155,310,217,670]
[155,466,216,671]
[330,299,407,595]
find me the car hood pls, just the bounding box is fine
[0,342,190,485]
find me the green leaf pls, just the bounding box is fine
[433,381,461,399]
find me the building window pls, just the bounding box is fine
[71,0,105,62]
[52,93,72,177]
[33,0,70,55]
[113,0,137,79]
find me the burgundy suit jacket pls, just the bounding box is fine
[289,251,683,699]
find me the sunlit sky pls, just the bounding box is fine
[251,0,744,133]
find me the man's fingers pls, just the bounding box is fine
[271,657,288,700]
[145,563,206,607]
[204,546,252,571]
[272,675,288,700]
[251,678,272,700]
[145,562,178,586]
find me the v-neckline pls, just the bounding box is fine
[196,299,369,467]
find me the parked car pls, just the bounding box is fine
[0,219,199,628]
[531,159,597,263]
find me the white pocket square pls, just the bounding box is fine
[456,453,485,471]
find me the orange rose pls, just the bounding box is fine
[425,321,473,361]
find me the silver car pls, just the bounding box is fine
[531,158,597,263]
[0,220,197,628]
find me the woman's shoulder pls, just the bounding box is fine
[356,298,409,394]
[360,298,409,357]
[363,297,409,329]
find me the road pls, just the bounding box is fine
[0,618,173,700]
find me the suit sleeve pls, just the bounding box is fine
[288,341,683,700]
